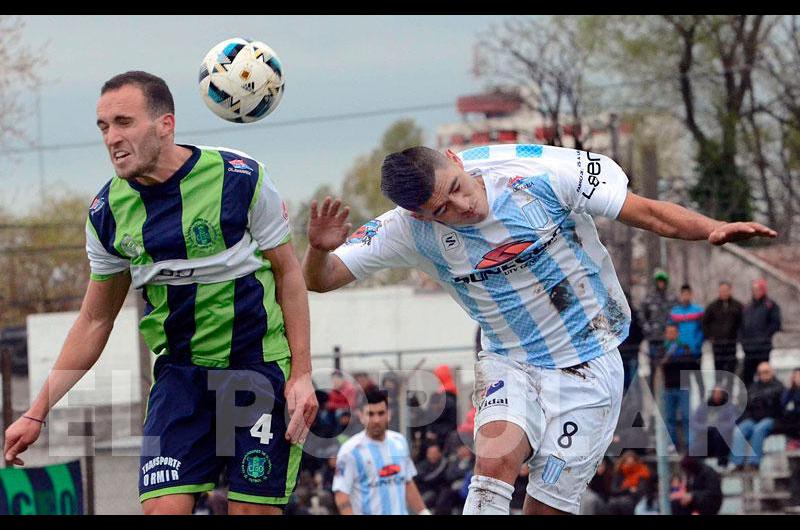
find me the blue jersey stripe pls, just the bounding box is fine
[351,448,371,515]
[459,223,551,366]
[89,179,125,259]
[229,271,267,365]
[164,284,197,362]
[493,189,605,364]
[218,150,260,248]
[387,437,408,515]
[366,442,393,515]
[408,219,507,356]
[561,218,630,345]
[140,186,187,262]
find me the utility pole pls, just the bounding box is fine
[36,89,46,202]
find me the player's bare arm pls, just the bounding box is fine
[3,272,131,466]
[617,192,777,245]
[405,481,430,515]
[263,242,318,444]
[334,491,354,515]
[302,196,357,292]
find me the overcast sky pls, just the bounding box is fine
[1,15,513,216]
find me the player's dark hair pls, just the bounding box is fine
[364,388,389,407]
[680,284,692,292]
[381,146,449,211]
[101,71,175,117]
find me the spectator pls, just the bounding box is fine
[415,444,449,507]
[640,269,678,393]
[354,372,379,396]
[730,362,785,471]
[669,456,723,515]
[580,457,613,515]
[669,284,705,399]
[772,368,800,445]
[381,372,402,432]
[606,450,651,515]
[740,278,782,387]
[702,281,743,391]
[427,365,459,446]
[435,443,475,515]
[326,370,358,418]
[690,386,739,467]
[620,290,644,395]
[661,323,696,452]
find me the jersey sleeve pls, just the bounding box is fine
[460,144,629,219]
[538,146,630,218]
[332,209,419,281]
[85,216,128,281]
[331,451,357,494]
[249,167,291,251]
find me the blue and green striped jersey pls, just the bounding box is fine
[85,144,291,368]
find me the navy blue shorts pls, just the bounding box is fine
[138,358,302,505]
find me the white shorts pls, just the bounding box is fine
[472,349,623,514]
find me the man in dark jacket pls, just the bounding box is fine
[730,362,785,470]
[620,290,644,395]
[640,269,678,394]
[670,456,723,515]
[702,281,743,391]
[740,278,782,387]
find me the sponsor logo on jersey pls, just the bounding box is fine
[508,175,535,192]
[347,219,382,246]
[241,449,272,483]
[227,158,254,175]
[453,228,562,285]
[378,464,401,478]
[89,196,105,215]
[575,150,605,199]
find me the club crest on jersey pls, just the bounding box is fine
[241,449,272,483]
[227,158,254,175]
[188,218,217,250]
[89,196,105,215]
[347,219,382,246]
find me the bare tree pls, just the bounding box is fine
[474,17,595,149]
[0,16,42,149]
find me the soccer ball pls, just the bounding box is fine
[198,37,285,123]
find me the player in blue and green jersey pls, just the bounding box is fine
[3,71,318,515]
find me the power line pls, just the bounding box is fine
[0,102,455,156]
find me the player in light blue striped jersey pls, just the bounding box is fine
[332,389,430,515]
[303,143,776,515]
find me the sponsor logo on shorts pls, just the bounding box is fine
[541,455,566,485]
[241,449,272,483]
[478,379,508,411]
[141,457,182,487]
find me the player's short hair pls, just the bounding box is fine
[381,146,449,211]
[363,388,389,407]
[680,284,692,292]
[101,71,175,118]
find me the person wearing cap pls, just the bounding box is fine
[639,269,678,393]
[739,278,782,387]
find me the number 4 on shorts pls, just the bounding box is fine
[250,413,274,445]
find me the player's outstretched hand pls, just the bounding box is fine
[4,415,43,467]
[308,197,352,252]
[708,221,777,246]
[284,372,318,445]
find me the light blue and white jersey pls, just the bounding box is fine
[332,430,417,515]
[334,144,632,368]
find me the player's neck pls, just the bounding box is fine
[135,144,193,186]
[367,432,387,442]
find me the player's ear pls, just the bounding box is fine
[158,113,176,138]
[445,149,463,169]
